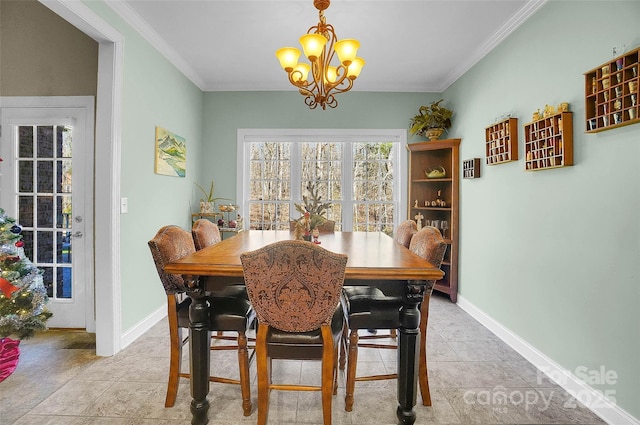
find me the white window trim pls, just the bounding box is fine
[236,128,407,231]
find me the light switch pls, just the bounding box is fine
[121,197,128,214]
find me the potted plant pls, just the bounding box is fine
[195,181,229,213]
[293,183,331,240]
[409,99,453,140]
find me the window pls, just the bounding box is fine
[237,129,407,233]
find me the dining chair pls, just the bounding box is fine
[191,218,254,339]
[340,219,418,347]
[240,240,348,425]
[148,225,256,415]
[342,225,447,411]
[191,218,221,249]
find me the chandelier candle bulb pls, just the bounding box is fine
[326,66,337,83]
[347,57,365,79]
[334,39,360,65]
[276,47,301,71]
[300,33,327,61]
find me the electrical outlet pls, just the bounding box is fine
[120,197,128,214]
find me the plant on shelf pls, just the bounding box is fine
[293,183,331,240]
[194,180,230,214]
[409,98,453,140]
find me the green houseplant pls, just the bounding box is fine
[409,99,453,140]
[194,181,230,213]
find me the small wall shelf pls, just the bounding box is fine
[524,111,573,171]
[584,46,639,133]
[485,117,518,165]
[462,158,481,179]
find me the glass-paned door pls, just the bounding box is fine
[1,100,94,329]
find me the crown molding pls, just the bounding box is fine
[440,0,547,91]
[105,0,206,90]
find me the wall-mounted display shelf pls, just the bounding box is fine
[462,158,481,179]
[485,117,518,165]
[585,46,639,133]
[407,139,460,302]
[524,111,573,171]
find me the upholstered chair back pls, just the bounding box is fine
[148,225,195,294]
[409,226,446,268]
[240,240,348,332]
[394,219,418,248]
[409,226,447,292]
[192,218,221,250]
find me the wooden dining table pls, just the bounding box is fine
[164,230,444,425]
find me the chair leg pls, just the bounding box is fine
[165,300,181,408]
[344,328,359,412]
[339,320,347,370]
[256,325,270,425]
[321,325,334,425]
[237,331,252,416]
[418,297,431,406]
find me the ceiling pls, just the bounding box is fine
[108,0,545,93]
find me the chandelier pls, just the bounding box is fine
[275,0,365,110]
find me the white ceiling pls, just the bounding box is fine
[108,0,545,92]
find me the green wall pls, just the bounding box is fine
[444,1,640,420]
[83,1,204,330]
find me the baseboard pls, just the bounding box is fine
[120,305,166,349]
[457,295,639,425]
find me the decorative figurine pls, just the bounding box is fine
[414,212,424,230]
[312,228,321,244]
[414,199,418,208]
[532,109,541,121]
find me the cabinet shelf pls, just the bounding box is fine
[413,178,453,183]
[584,46,639,132]
[413,206,452,211]
[407,139,460,303]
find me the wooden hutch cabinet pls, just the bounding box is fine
[407,139,460,302]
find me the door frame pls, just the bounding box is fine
[0,96,95,330]
[39,0,124,356]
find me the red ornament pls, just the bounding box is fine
[0,277,19,298]
[15,241,24,248]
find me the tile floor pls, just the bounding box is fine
[1,294,607,425]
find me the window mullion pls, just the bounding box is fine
[290,141,301,221]
[342,141,354,231]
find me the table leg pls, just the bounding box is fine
[396,280,425,425]
[188,286,211,425]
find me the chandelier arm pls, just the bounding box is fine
[323,64,350,91]
[287,69,311,90]
[324,94,338,109]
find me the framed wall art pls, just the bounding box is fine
[154,126,186,177]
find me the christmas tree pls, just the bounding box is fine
[0,208,52,339]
